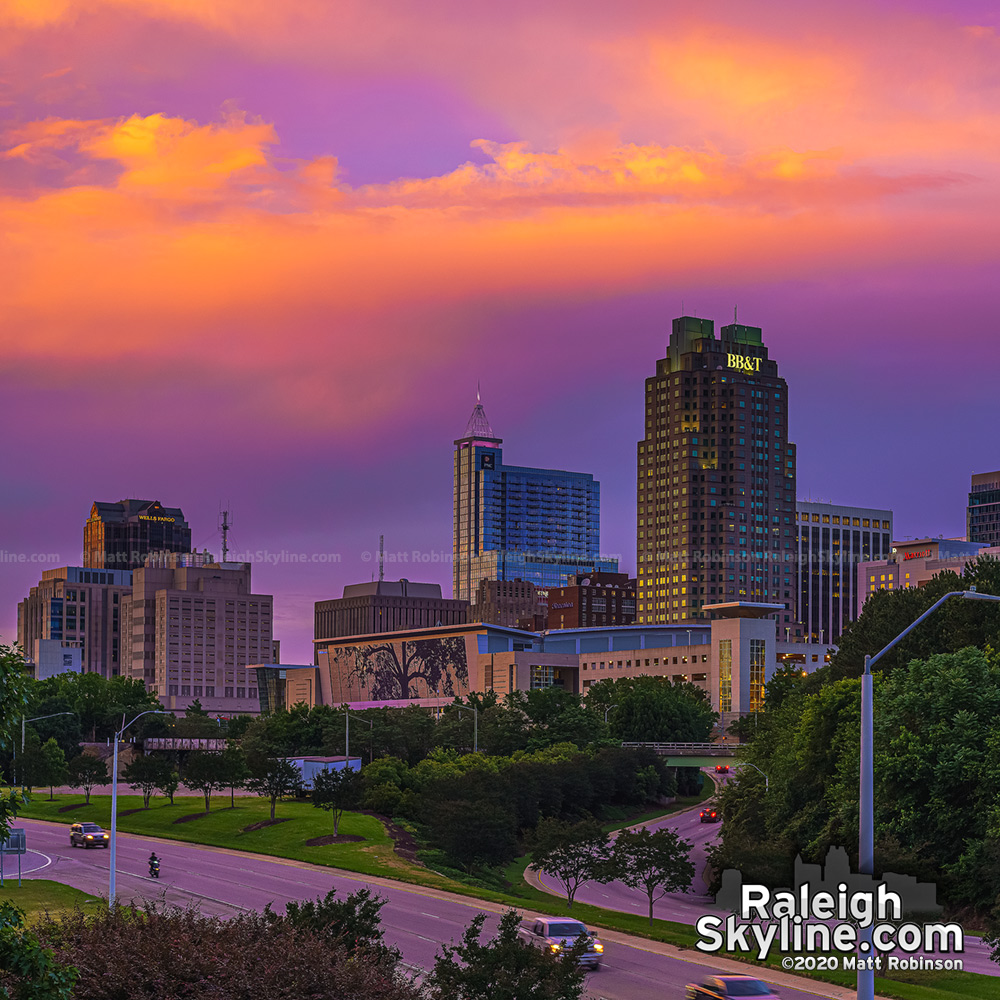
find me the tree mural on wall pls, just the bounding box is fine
[349,636,469,699]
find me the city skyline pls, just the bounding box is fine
[2,0,998,662]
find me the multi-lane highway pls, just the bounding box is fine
[15,817,855,1000]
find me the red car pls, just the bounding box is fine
[715,764,730,773]
[699,808,720,823]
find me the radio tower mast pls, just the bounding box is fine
[379,534,384,583]
[220,507,232,563]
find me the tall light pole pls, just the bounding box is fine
[343,708,373,764]
[604,704,618,724]
[857,589,1000,1000]
[454,705,478,753]
[18,712,75,790]
[109,710,166,911]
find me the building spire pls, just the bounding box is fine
[462,387,499,441]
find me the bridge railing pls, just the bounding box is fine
[620,742,737,754]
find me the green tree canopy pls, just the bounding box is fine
[426,909,586,1000]
[608,826,695,925]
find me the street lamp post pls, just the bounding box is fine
[454,706,478,753]
[18,712,75,790]
[604,703,618,724]
[109,710,166,911]
[738,761,768,792]
[856,589,1000,1000]
[343,708,374,763]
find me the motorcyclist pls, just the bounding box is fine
[148,852,160,878]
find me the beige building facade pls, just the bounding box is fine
[123,551,274,715]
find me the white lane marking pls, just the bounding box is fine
[420,912,441,919]
[7,849,53,875]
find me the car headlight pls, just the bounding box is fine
[85,835,93,839]
[593,942,604,952]
[549,943,561,952]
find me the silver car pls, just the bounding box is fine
[518,917,604,969]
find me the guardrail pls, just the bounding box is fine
[620,742,737,754]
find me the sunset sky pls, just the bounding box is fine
[2,0,998,662]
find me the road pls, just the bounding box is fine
[532,774,997,978]
[12,817,853,1000]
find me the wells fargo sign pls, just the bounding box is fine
[727,353,762,372]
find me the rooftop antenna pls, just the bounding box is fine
[379,534,384,583]
[477,381,481,404]
[734,305,738,323]
[219,506,232,562]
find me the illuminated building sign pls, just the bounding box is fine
[903,549,933,560]
[139,515,176,523]
[551,601,574,610]
[727,353,762,373]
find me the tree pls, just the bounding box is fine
[158,767,180,805]
[312,766,361,836]
[587,675,717,743]
[608,826,695,925]
[219,744,249,807]
[183,752,229,811]
[66,754,107,805]
[268,887,399,964]
[123,754,173,808]
[426,908,586,1000]
[0,902,76,1000]
[0,643,30,833]
[531,817,610,908]
[40,738,68,801]
[246,758,301,820]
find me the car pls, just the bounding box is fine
[70,822,110,848]
[699,808,720,823]
[685,974,781,998]
[517,917,604,969]
[715,764,730,773]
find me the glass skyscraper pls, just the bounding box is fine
[453,395,614,604]
[636,316,797,625]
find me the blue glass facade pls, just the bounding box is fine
[454,400,613,603]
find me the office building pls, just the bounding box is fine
[637,317,797,628]
[84,499,191,571]
[547,572,636,630]
[796,501,893,644]
[859,537,990,605]
[453,393,614,603]
[314,580,468,642]
[473,579,546,629]
[122,551,273,714]
[18,566,133,677]
[275,607,830,716]
[968,471,1000,548]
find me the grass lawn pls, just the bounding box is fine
[0,879,103,921]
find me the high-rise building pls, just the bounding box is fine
[84,499,191,570]
[637,317,797,627]
[795,501,893,644]
[122,551,273,714]
[968,471,1000,548]
[314,580,468,642]
[18,566,133,677]
[453,394,615,604]
[547,572,636,630]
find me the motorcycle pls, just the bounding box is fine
[148,858,160,879]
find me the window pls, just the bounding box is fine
[749,639,766,712]
[718,640,732,713]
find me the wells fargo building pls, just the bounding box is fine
[637,317,798,629]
